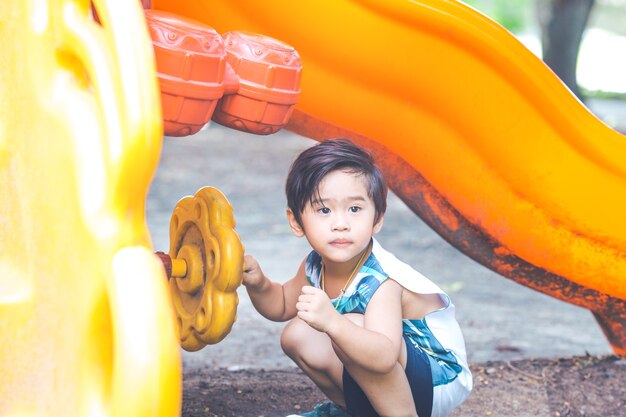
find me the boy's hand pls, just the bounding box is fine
[296,286,339,333]
[242,255,265,289]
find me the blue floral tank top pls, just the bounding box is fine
[305,242,465,388]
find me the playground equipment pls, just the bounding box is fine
[1,0,626,416]
[155,187,243,352]
[153,0,626,354]
[0,0,181,415]
[0,0,297,414]
[145,9,302,137]
[143,8,302,352]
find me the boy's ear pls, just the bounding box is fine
[373,216,384,234]
[286,208,305,237]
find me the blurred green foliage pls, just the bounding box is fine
[462,0,535,33]
[580,88,626,100]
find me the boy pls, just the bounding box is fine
[243,138,472,417]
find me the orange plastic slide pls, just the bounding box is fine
[153,0,626,352]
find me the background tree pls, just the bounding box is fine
[537,0,596,101]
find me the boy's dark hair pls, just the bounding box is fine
[286,138,387,228]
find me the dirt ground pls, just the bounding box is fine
[181,354,626,417]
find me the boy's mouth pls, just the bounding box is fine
[330,239,352,247]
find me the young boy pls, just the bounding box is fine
[243,138,472,417]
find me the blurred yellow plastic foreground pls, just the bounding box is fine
[0,0,181,416]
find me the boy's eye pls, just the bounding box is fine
[319,207,331,214]
[349,206,361,213]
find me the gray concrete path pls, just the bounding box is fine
[146,105,622,369]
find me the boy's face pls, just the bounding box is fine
[287,169,383,266]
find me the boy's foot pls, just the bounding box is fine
[286,401,351,417]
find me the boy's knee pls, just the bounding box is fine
[280,317,308,357]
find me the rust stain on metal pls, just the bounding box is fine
[155,251,173,279]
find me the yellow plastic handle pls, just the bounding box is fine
[169,187,244,351]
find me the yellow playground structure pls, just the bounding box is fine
[1,0,625,416]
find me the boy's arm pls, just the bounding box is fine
[298,279,404,374]
[243,255,308,322]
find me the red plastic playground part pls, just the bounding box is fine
[212,31,302,135]
[145,10,226,136]
[144,10,302,137]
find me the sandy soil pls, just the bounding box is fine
[181,355,626,417]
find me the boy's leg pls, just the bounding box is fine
[281,314,432,417]
[281,317,346,407]
[336,314,431,417]
[341,335,433,417]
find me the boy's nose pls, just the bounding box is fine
[332,216,349,231]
